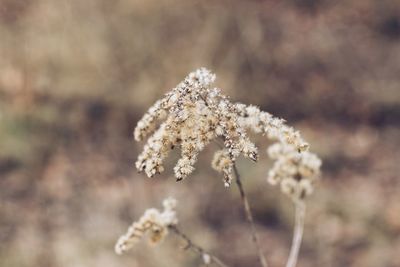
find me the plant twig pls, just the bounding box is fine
[286,201,306,267]
[233,164,268,267]
[169,225,230,267]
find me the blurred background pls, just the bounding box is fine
[1,0,400,266]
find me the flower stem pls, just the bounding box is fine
[286,201,305,267]
[233,164,268,267]
[169,225,230,267]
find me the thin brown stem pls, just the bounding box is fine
[169,225,230,267]
[286,201,306,267]
[233,165,268,267]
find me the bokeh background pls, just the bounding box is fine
[1,0,400,266]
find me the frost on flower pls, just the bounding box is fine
[115,198,178,255]
[134,68,322,193]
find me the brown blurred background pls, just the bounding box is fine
[1,0,400,266]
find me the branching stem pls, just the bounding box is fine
[169,225,230,267]
[233,164,268,267]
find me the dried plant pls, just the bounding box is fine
[115,197,178,255]
[115,198,229,267]
[116,68,322,267]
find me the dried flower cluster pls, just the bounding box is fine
[134,68,321,198]
[235,104,309,152]
[118,68,323,267]
[234,104,321,200]
[134,68,257,186]
[115,197,178,255]
[267,143,321,200]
